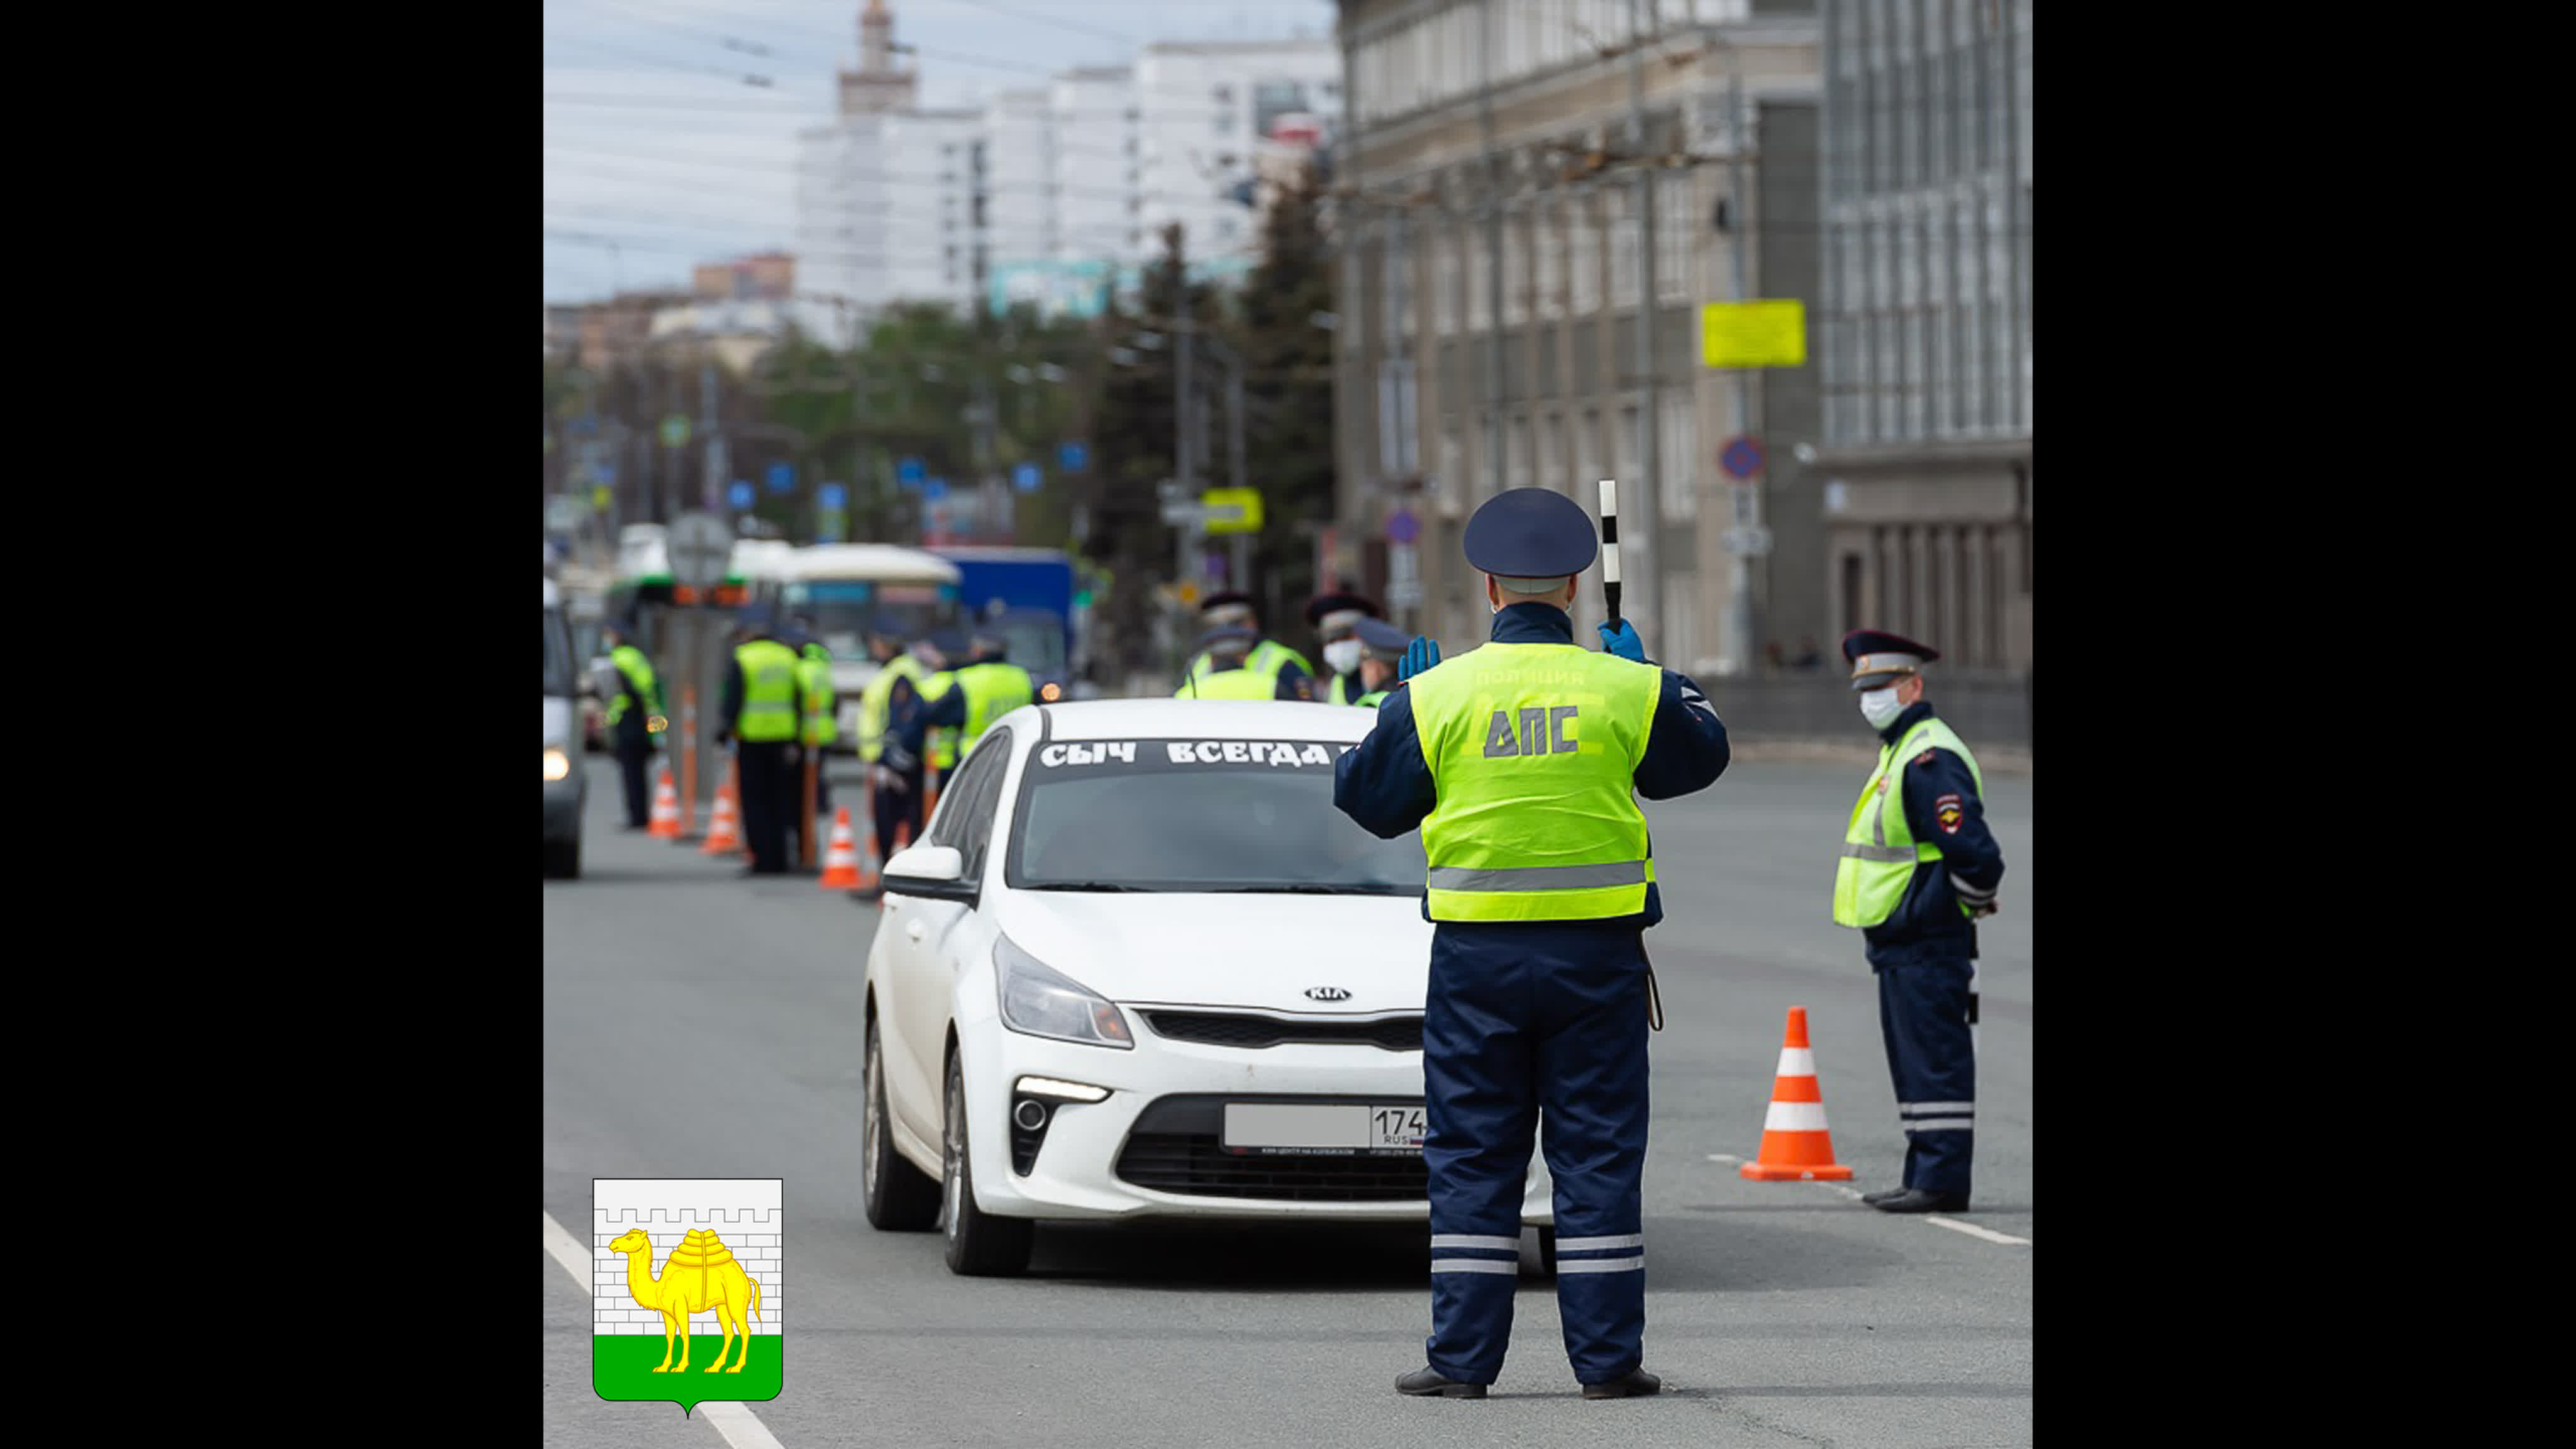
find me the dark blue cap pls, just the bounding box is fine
[928,628,969,658]
[1353,616,1411,658]
[1463,487,1597,582]
[1843,629,1940,691]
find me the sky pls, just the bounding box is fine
[544,0,1339,305]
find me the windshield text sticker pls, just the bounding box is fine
[1165,741,1350,767]
[1038,742,1138,767]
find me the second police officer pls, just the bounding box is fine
[599,618,663,831]
[1345,615,1412,707]
[891,621,1035,779]
[1831,628,2006,1214]
[1307,588,1386,704]
[1180,591,1314,699]
[789,614,837,824]
[857,619,930,881]
[1333,486,1731,1400]
[716,608,806,877]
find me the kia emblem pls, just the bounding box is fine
[1304,986,1352,1002]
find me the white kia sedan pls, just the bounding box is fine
[860,697,1557,1276]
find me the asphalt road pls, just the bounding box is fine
[546,743,2033,1448]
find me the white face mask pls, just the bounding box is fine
[1323,639,1363,675]
[1859,686,1907,729]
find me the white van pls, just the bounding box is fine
[545,577,587,878]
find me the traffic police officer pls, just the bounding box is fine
[896,622,1035,765]
[1346,615,1411,707]
[716,608,806,876]
[1307,590,1385,704]
[789,616,837,821]
[1832,630,2006,1214]
[857,620,930,875]
[1174,626,1281,698]
[914,629,967,799]
[1182,591,1314,699]
[1334,487,1731,1400]
[599,619,663,831]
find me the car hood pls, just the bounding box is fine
[543,697,574,750]
[991,891,1433,1015]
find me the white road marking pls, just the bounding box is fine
[545,1208,789,1449]
[1706,1155,2029,1245]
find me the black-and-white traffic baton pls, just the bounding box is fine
[1597,478,1622,627]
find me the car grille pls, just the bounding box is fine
[1141,1010,1424,1052]
[1113,1095,1429,1203]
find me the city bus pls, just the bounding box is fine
[604,524,753,660]
[778,544,966,752]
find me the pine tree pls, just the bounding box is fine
[1228,156,1338,640]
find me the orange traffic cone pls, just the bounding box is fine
[647,769,682,838]
[818,808,863,889]
[697,779,742,855]
[1739,1006,1855,1181]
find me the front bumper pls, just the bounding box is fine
[956,1018,1555,1224]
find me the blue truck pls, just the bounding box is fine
[930,547,1079,702]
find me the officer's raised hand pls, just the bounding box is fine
[1597,619,1646,663]
[1397,635,1441,683]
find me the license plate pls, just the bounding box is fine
[1222,1103,1424,1155]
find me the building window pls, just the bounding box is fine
[1657,170,1694,305]
[1607,189,1638,308]
[1466,227,1490,331]
[1659,392,1697,522]
[1569,194,1599,313]
[1433,230,1460,335]
[1215,113,1234,135]
[1501,214,1526,326]
[1534,201,1563,321]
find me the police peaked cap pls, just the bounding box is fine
[1304,591,1384,627]
[1199,591,1259,616]
[927,628,970,658]
[1842,628,1940,692]
[1353,615,1411,661]
[1463,487,1598,582]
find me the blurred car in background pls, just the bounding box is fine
[545,577,587,879]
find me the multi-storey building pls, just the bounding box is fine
[1330,0,1824,677]
[982,88,1057,272]
[1811,0,2030,672]
[1135,40,1344,265]
[1050,65,1140,268]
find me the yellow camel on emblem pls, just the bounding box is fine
[607,1226,764,1374]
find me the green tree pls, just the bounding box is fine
[1228,156,1340,639]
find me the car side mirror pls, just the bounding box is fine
[882,844,975,902]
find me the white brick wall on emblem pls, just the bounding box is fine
[592,1182,783,1336]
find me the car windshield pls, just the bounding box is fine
[993,614,1066,675]
[1008,737,1425,895]
[545,608,575,697]
[785,580,961,657]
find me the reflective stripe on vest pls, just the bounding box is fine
[1177,667,1277,700]
[1830,715,1985,928]
[797,650,838,747]
[606,645,658,726]
[955,660,1035,757]
[1356,688,1390,708]
[734,640,801,742]
[1188,638,1313,688]
[1404,642,1660,922]
[858,654,926,763]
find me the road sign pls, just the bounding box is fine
[591,484,612,512]
[1160,500,1207,527]
[1386,507,1419,545]
[1013,462,1041,493]
[1701,299,1808,369]
[1201,487,1263,535]
[897,456,926,489]
[1058,441,1089,474]
[591,460,616,484]
[660,414,692,448]
[766,461,795,494]
[1723,526,1773,557]
[669,511,735,589]
[924,478,948,501]
[818,482,847,511]
[728,480,755,509]
[1719,435,1764,480]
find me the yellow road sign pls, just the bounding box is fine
[1201,487,1263,535]
[1701,299,1808,368]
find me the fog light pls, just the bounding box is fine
[1013,1099,1049,1131]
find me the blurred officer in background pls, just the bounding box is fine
[896,621,1034,765]
[599,619,663,831]
[1181,591,1314,700]
[1307,590,1385,705]
[1174,626,1279,698]
[788,614,836,822]
[1334,486,1731,1401]
[1832,630,2006,1215]
[858,619,929,876]
[716,609,806,877]
[1347,616,1412,708]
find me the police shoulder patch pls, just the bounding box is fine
[1935,791,1964,834]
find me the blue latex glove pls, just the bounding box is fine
[1597,619,1646,663]
[1398,635,1441,683]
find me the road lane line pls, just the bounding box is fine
[1706,1155,2029,1244]
[546,1208,789,1449]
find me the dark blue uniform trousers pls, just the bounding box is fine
[1422,921,1652,1386]
[1875,952,1977,1201]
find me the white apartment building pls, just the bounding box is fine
[880,108,985,316]
[793,114,891,335]
[982,87,1056,269]
[1134,39,1341,265]
[1050,66,1140,266]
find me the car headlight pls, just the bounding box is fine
[1040,682,1062,702]
[544,748,571,781]
[995,934,1133,1049]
